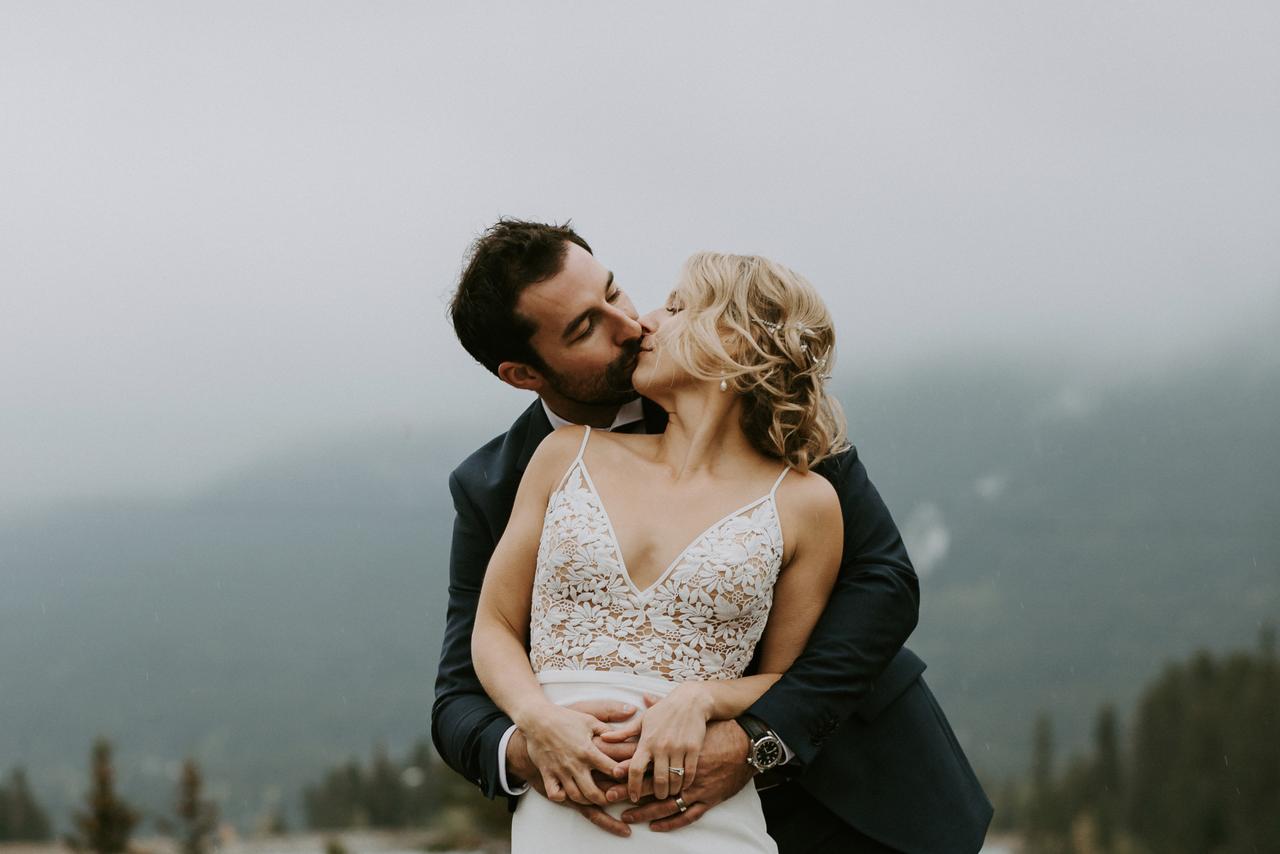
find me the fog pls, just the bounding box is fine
[3,1,1279,515]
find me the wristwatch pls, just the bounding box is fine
[736,714,784,773]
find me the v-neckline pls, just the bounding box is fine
[574,456,779,597]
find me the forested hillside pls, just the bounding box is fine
[4,355,1276,829]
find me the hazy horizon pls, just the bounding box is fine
[4,2,1279,515]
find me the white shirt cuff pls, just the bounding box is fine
[496,724,530,796]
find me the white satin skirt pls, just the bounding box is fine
[511,670,777,854]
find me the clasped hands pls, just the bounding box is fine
[507,692,756,837]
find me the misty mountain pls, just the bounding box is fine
[3,356,1276,830]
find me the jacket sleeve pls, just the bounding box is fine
[430,470,515,800]
[745,446,920,768]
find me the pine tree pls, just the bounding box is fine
[1223,632,1280,853]
[988,776,1021,832]
[0,766,53,841]
[1006,637,1280,852]
[1092,704,1121,851]
[174,759,219,854]
[366,742,405,828]
[1128,642,1280,853]
[67,738,139,854]
[303,758,366,830]
[401,740,437,828]
[260,805,287,836]
[1027,711,1058,844]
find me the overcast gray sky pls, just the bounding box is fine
[3,1,1279,515]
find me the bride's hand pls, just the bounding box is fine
[516,702,626,807]
[601,686,712,802]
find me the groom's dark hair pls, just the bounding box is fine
[449,218,593,376]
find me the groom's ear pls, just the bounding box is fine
[497,360,545,393]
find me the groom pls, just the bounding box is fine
[432,219,992,853]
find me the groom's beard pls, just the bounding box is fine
[542,341,642,407]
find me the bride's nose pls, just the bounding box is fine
[638,307,663,334]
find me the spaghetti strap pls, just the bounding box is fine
[769,465,791,497]
[552,426,593,493]
[573,425,593,463]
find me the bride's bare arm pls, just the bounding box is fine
[471,426,623,807]
[752,472,845,675]
[606,471,844,802]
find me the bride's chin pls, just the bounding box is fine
[631,361,656,396]
[632,374,675,411]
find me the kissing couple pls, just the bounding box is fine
[432,220,992,853]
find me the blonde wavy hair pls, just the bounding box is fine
[664,252,849,472]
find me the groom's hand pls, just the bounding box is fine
[505,699,637,786]
[505,699,639,838]
[608,719,754,832]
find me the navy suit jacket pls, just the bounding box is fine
[431,399,992,853]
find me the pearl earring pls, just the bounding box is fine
[719,378,728,392]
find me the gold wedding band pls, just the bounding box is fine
[668,766,685,777]
[674,795,689,813]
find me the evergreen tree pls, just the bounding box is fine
[1026,711,1058,844]
[1005,637,1279,852]
[304,758,366,830]
[260,805,287,836]
[1223,631,1280,853]
[1092,704,1121,851]
[401,740,443,827]
[366,742,404,828]
[0,766,53,842]
[987,776,1022,833]
[174,759,219,854]
[1129,653,1215,852]
[1128,641,1280,854]
[301,739,509,837]
[248,801,288,838]
[67,738,139,854]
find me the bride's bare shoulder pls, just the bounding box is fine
[524,425,589,488]
[587,427,656,459]
[775,467,843,545]
[779,466,839,504]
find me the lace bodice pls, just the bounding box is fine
[529,427,789,682]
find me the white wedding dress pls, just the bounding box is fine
[512,427,788,853]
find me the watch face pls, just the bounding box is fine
[753,737,783,769]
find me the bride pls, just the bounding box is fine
[472,251,847,852]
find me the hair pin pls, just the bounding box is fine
[755,317,830,378]
[756,319,814,337]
